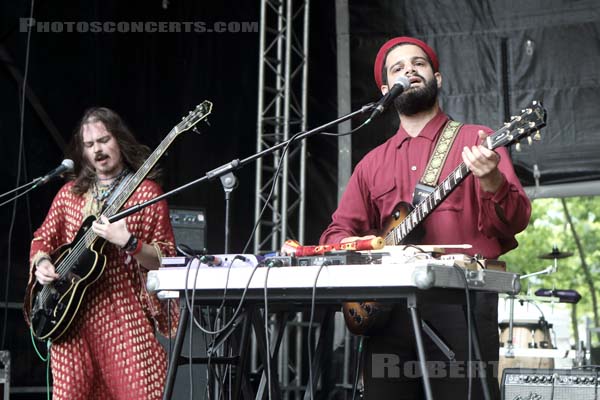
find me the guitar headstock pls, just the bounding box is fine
[175,100,213,134]
[487,101,547,151]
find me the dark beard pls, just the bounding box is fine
[393,76,438,116]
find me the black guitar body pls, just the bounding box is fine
[30,216,107,341]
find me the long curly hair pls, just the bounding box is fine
[68,107,162,195]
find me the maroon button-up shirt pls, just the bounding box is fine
[320,110,531,258]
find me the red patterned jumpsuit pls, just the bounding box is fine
[25,179,178,400]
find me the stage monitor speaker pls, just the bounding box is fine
[170,208,206,253]
[502,368,598,400]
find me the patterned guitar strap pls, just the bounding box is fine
[412,120,463,205]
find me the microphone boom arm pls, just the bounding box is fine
[109,103,376,223]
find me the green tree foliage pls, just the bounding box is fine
[501,197,600,346]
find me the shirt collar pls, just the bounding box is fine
[391,110,449,148]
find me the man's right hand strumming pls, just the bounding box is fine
[34,259,59,285]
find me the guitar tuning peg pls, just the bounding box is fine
[514,115,522,121]
[529,122,536,128]
[515,142,522,152]
[517,128,525,134]
[533,130,542,141]
[527,136,533,145]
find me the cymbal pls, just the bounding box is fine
[538,248,574,259]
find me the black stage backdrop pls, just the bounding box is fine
[345,0,600,186]
[0,0,338,389]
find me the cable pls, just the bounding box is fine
[180,255,260,400]
[241,137,294,254]
[319,119,371,137]
[452,264,472,400]
[263,265,272,400]
[351,337,364,400]
[307,261,329,400]
[2,0,36,351]
[184,257,258,335]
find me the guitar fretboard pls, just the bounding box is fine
[384,161,471,245]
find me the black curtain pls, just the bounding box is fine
[342,0,600,186]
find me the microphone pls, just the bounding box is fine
[366,76,411,123]
[35,159,74,186]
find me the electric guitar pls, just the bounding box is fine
[343,101,547,335]
[28,101,213,341]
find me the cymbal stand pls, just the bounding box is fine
[505,295,516,358]
[505,264,556,358]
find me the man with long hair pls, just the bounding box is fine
[25,107,177,399]
[321,37,531,398]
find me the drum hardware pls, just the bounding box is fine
[537,245,574,260]
[499,249,570,381]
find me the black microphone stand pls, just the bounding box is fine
[220,172,238,255]
[108,103,375,225]
[0,177,43,207]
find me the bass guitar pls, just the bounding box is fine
[343,101,547,335]
[28,101,213,341]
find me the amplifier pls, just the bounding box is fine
[502,368,598,400]
[169,208,206,253]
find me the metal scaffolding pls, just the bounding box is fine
[254,0,310,253]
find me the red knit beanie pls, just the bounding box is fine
[373,36,439,88]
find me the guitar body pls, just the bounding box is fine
[343,201,422,335]
[29,216,108,341]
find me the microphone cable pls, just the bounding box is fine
[306,260,330,400]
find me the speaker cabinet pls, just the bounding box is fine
[170,208,206,252]
[502,368,598,400]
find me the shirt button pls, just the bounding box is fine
[411,165,417,171]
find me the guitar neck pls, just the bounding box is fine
[103,128,179,217]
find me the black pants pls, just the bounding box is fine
[362,293,501,400]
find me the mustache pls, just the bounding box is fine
[94,153,108,161]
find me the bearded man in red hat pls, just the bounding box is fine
[320,37,531,399]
